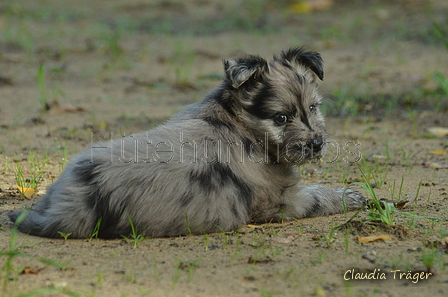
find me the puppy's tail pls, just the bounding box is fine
[8,211,57,238]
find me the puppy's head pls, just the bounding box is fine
[223,47,326,165]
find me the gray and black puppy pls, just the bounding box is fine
[9,47,366,238]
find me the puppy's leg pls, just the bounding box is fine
[292,185,366,218]
[252,185,366,223]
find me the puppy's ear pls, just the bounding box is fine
[275,47,324,81]
[223,55,268,89]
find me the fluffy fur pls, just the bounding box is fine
[9,47,366,238]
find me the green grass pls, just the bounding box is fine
[57,232,72,242]
[121,215,150,248]
[14,150,48,199]
[164,38,198,89]
[322,42,448,117]
[355,165,441,227]
[1,212,28,295]
[37,64,49,112]
[184,213,193,236]
[317,226,338,249]
[433,71,448,94]
[0,213,76,296]
[421,247,438,273]
[176,258,202,283]
[40,258,74,272]
[88,218,102,242]
[430,11,448,49]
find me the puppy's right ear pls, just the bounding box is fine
[275,47,324,81]
[223,55,268,89]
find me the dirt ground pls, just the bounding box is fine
[1,0,448,296]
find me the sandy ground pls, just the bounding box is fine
[1,0,448,296]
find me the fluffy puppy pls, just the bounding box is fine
[9,47,366,238]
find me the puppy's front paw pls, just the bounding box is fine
[334,187,367,210]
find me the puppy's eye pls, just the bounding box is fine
[274,114,288,125]
[309,105,316,111]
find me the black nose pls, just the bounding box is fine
[307,137,323,153]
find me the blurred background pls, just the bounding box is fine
[0,0,447,153]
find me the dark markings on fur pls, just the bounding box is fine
[73,161,103,211]
[73,160,128,238]
[73,162,112,233]
[217,163,253,211]
[274,47,324,81]
[89,187,127,238]
[224,54,268,90]
[189,163,253,213]
[289,105,298,120]
[300,113,312,131]
[305,194,322,217]
[189,168,215,194]
[241,137,253,156]
[276,60,295,71]
[289,80,312,132]
[214,85,238,117]
[249,83,301,127]
[98,208,131,238]
[202,116,235,132]
[84,185,101,210]
[203,87,237,119]
[74,160,101,185]
[248,84,276,120]
[278,203,286,211]
[179,192,194,207]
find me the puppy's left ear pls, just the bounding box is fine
[275,47,324,81]
[224,55,268,89]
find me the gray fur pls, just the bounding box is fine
[8,47,366,239]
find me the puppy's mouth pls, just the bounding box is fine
[277,138,325,164]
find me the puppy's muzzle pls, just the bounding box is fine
[307,137,324,155]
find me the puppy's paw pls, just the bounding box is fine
[334,187,367,210]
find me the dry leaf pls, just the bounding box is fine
[247,256,275,264]
[20,267,44,275]
[49,101,84,114]
[429,149,448,156]
[427,127,448,137]
[424,162,448,169]
[357,234,392,243]
[379,199,409,209]
[17,186,36,199]
[346,176,362,184]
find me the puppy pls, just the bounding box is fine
[9,47,366,238]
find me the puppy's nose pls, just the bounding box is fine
[307,137,323,153]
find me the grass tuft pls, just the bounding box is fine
[121,215,150,248]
